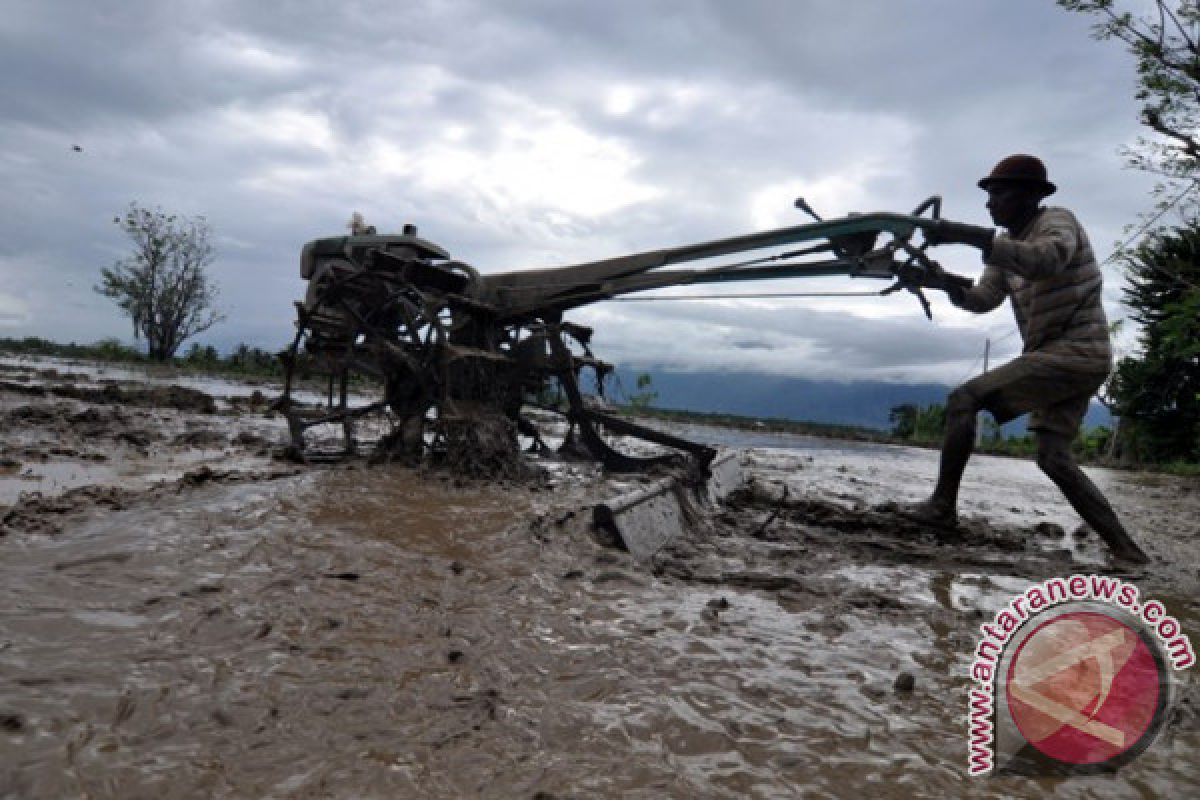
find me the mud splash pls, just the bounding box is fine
[1,359,1198,798]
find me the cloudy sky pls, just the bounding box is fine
[0,0,1162,384]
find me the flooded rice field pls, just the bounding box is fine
[0,356,1197,798]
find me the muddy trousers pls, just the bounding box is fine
[931,390,1145,560]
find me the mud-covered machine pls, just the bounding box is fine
[276,197,967,477]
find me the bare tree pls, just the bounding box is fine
[96,203,224,361]
[1059,1,1200,219]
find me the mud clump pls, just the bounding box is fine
[2,405,62,426]
[175,465,298,489]
[439,411,526,480]
[1,485,133,536]
[229,431,275,456]
[1,400,164,443]
[1033,521,1066,538]
[226,389,269,411]
[53,384,217,414]
[0,467,300,536]
[179,466,220,486]
[2,402,166,447]
[118,429,159,448]
[0,380,46,398]
[68,407,132,437]
[171,429,229,448]
[231,431,271,448]
[369,418,426,466]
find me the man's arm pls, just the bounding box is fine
[951,264,1008,313]
[985,208,1079,281]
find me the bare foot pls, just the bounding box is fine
[1109,543,1151,568]
[1088,525,1152,566]
[876,499,958,528]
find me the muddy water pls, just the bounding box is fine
[0,354,357,409]
[2,388,1199,797]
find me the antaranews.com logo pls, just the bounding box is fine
[967,574,1194,775]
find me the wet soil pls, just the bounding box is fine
[0,355,1197,798]
[0,379,218,413]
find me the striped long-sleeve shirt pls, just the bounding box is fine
[953,206,1112,373]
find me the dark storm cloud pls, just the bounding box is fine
[0,0,1157,381]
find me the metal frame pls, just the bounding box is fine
[276,196,967,471]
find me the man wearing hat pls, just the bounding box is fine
[895,154,1150,564]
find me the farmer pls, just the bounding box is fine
[896,154,1149,565]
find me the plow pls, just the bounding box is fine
[275,196,969,554]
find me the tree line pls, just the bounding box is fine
[0,336,285,378]
[887,401,1118,463]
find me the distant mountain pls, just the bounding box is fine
[610,367,1112,433]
